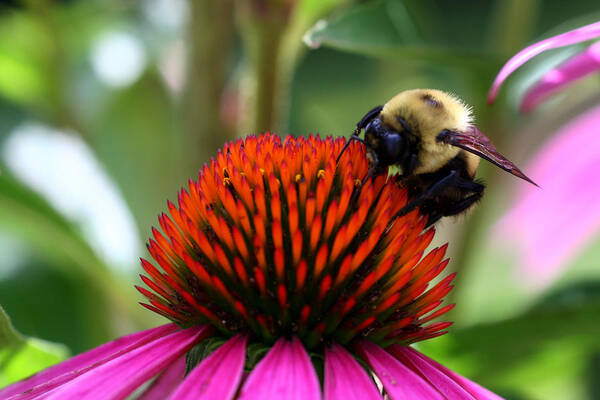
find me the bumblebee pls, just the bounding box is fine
[338,89,536,226]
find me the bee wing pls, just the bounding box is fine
[439,127,537,186]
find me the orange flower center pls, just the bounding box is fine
[138,134,454,349]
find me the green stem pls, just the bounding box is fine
[237,1,291,135]
[448,1,540,313]
[184,0,236,168]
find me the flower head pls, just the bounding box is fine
[488,20,600,112]
[1,134,501,399]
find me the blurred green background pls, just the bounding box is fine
[0,0,599,398]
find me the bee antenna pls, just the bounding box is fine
[336,131,365,164]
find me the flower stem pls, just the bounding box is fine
[185,0,236,167]
[237,1,292,135]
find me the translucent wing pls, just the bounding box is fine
[438,127,537,186]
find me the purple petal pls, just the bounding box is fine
[356,341,444,400]
[496,104,600,288]
[237,337,321,400]
[40,326,209,400]
[394,347,504,400]
[138,356,186,400]
[488,21,600,104]
[521,41,600,112]
[324,344,382,400]
[1,324,179,399]
[169,334,247,400]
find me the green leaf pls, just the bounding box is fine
[303,0,500,65]
[419,282,600,400]
[0,305,69,388]
[0,167,151,333]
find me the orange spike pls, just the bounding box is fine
[300,305,310,325]
[288,203,299,235]
[292,230,303,266]
[277,284,288,308]
[323,200,338,239]
[182,252,211,286]
[375,292,401,314]
[309,215,323,251]
[334,255,353,286]
[314,244,328,277]
[274,248,285,282]
[354,316,376,333]
[254,267,267,297]
[340,297,356,316]
[213,244,233,276]
[272,220,283,249]
[232,227,249,261]
[305,198,316,228]
[253,214,266,246]
[315,178,327,215]
[329,224,348,263]
[296,260,307,291]
[234,300,250,321]
[355,271,377,298]
[233,256,249,286]
[270,192,282,222]
[212,275,234,304]
[419,304,455,324]
[236,200,252,236]
[319,275,332,300]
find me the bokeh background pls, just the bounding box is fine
[1,0,600,399]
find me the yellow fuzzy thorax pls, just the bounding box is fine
[380,89,478,175]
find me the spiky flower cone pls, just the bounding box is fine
[138,134,454,349]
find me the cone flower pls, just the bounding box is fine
[1,134,502,399]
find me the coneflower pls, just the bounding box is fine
[1,134,501,399]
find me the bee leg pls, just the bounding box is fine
[425,185,484,227]
[443,192,483,217]
[350,153,383,204]
[392,170,460,220]
[336,134,365,164]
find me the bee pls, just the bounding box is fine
[338,89,536,226]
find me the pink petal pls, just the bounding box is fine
[488,21,600,104]
[521,41,600,112]
[138,356,186,400]
[169,334,247,400]
[1,324,179,399]
[395,347,503,400]
[356,341,444,400]
[324,344,382,400]
[388,345,478,399]
[496,104,600,288]
[237,337,321,400]
[41,326,209,400]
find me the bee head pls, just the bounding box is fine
[364,118,410,167]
